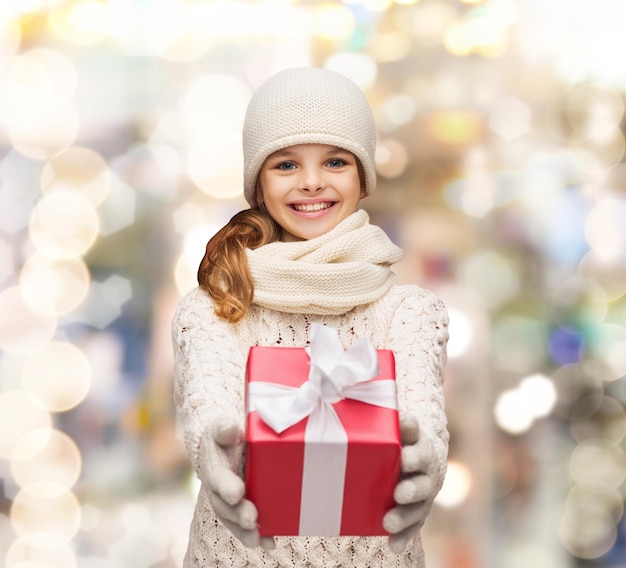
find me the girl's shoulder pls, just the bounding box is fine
[171,287,251,352]
[176,286,213,309]
[351,283,447,342]
[376,284,449,347]
[380,283,447,318]
[172,286,223,331]
[174,286,212,316]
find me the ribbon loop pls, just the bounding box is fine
[248,323,396,434]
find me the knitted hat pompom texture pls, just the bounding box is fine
[242,67,377,207]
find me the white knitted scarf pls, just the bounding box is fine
[247,210,404,315]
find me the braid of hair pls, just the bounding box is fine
[198,207,280,323]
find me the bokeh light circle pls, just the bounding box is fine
[570,441,626,489]
[567,484,625,528]
[585,197,626,259]
[324,53,377,90]
[11,429,82,492]
[0,54,47,127]
[0,286,56,354]
[409,1,458,47]
[114,142,181,200]
[0,48,76,130]
[19,253,90,316]
[174,254,198,296]
[375,139,409,178]
[491,316,547,374]
[10,483,82,547]
[49,0,109,46]
[175,221,221,293]
[358,0,393,12]
[9,105,80,161]
[568,131,626,176]
[368,31,411,63]
[494,388,535,434]
[181,74,250,136]
[22,49,77,111]
[28,190,99,259]
[559,497,618,560]
[22,341,92,412]
[549,276,608,328]
[577,251,626,301]
[0,238,15,283]
[582,323,626,382]
[142,2,213,62]
[457,252,522,310]
[445,308,474,360]
[0,17,22,58]
[565,84,625,140]
[519,374,557,417]
[0,391,52,460]
[436,460,472,507]
[380,94,417,127]
[312,3,356,40]
[551,363,604,420]
[569,395,626,445]
[6,536,77,568]
[41,146,111,206]
[187,131,243,199]
[426,110,484,145]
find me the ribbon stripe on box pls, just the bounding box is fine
[246,323,399,536]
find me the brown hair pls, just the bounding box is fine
[198,206,281,323]
[199,150,366,322]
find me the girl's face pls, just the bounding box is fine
[258,144,365,242]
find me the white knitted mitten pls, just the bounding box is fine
[384,411,438,554]
[199,415,275,550]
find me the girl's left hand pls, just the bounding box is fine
[383,411,438,554]
[200,415,275,550]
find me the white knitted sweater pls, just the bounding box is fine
[172,283,449,568]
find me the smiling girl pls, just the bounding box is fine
[259,144,363,242]
[172,67,449,568]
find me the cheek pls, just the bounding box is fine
[254,182,264,205]
[259,174,291,203]
[351,173,366,199]
[257,171,280,205]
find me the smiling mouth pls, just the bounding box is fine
[290,201,336,212]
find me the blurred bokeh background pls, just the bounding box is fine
[0,0,625,566]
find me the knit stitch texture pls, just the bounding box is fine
[172,288,449,568]
[242,67,377,206]
[247,210,403,315]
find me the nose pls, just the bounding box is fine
[297,166,326,192]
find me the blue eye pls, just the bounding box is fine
[327,158,346,168]
[277,162,296,171]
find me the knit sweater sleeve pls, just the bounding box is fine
[171,287,247,474]
[384,287,449,494]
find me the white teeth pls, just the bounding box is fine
[292,202,333,212]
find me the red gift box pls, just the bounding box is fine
[244,329,401,537]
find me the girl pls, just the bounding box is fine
[172,67,449,568]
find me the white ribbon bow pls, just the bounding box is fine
[248,323,397,433]
[247,323,397,535]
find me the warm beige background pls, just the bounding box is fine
[0,1,625,567]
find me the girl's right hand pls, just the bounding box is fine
[384,412,438,554]
[200,415,275,550]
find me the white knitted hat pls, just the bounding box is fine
[242,67,377,207]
